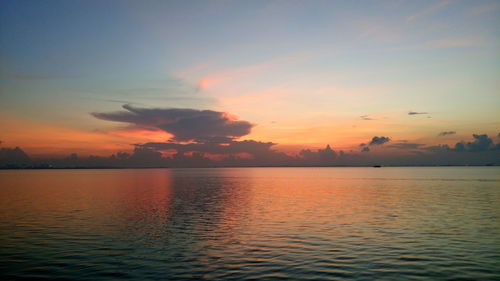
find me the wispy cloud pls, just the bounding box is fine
[470,1,500,15]
[388,36,485,52]
[425,38,484,48]
[1,72,70,81]
[360,115,374,121]
[406,0,453,22]
[388,142,424,149]
[438,131,456,136]
[358,20,403,43]
[179,54,308,91]
[408,111,428,115]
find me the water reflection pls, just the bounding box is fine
[0,167,499,280]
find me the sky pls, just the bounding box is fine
[0,0,499,165]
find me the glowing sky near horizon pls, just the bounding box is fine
[0,0,499,157]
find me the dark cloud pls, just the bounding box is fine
[91,105,296,166]
[425,144,450,152]
[408,111,428,115]
[369,136,391,145]
[298,145,338,164]
[388,142,424,149]
[5,136,500,169]
[438,131,456,136]
[452,134,498,152]
[426,134,499,153]
[360,115,374,120]
[141,140,276,158]
[92,104,253,142]
[0,147,31,167]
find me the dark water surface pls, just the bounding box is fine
[0,167,499,280]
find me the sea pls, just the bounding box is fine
[0,167,499,280]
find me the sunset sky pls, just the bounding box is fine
[1,0,499,162]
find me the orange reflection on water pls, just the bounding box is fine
[1,167,499,280]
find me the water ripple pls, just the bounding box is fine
[0,167,499,280]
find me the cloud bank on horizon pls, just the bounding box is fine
[2,101,500,168]
[73,104,500,167]
[2,103,499,167]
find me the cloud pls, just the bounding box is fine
[192,55,305,91]
[360,115,374,121]
[369,136,391,145]
[298,145,339,164]
[438,131,456,136]
[406,0,453,22]
[91,105,298,165]
[408,111,428,115]
[87,107,499,167]
[359,136,391,150]
[425,144,451,152]
[0,65,73,81]
[7,134,500,168]
[452,134,498,152]
[141,140,277,158]
[388,142,424,149]
[0,147,31,167]
[425,38,483,48]
[92,104,253,142]
[471,2,500,15]
[388,36,484,52]
[428,134,499,153]
[1,72,63,81]
[108,85,216,105]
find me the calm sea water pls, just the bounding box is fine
[0,167,499,280]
